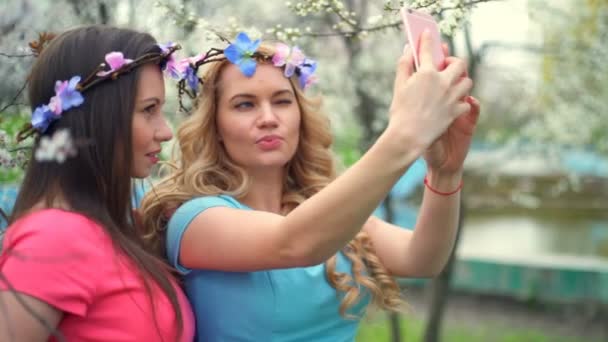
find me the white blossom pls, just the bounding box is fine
[0,149,12,168]
[0,130,8,149]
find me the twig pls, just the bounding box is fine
[299,0,501,38]
[0,81,28,114]
[0,52,34,58]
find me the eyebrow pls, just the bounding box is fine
[139,97,163,105]
[229,89,294,102]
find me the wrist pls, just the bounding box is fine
[382,122,426,160]
[425,169,463,195]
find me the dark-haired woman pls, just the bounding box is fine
[0,25,194,342]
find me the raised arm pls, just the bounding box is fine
[364,92,480,278]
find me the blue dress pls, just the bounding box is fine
[167,195,370,342]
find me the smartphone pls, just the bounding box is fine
[400,6,444,70]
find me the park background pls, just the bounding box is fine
[1,0,607,341]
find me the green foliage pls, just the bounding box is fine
[0,112,29,184]
[530,1,608,152]
[333,127,363,168]
[357,316,598,342]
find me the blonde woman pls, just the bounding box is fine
[141,31,479,341]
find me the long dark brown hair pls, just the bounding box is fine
[8,25,183,340]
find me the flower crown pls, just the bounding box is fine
[18,43,181,142]
[165,32,318,112]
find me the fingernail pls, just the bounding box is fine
[403,43,410,53]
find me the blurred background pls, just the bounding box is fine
[1,0,607,341]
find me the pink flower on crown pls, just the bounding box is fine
[175,53,206,77]
[48,95,62,115]
[97,52,134,77]
[169,53,206,91]
[272,43,305,78]
[48,76,83,115]
[159,42,179,78]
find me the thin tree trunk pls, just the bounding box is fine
[423,197,465,342]
[384,193,403,342]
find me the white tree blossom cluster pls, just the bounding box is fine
[267,0,472,41]
[0,129,28,170]
[523,1,608,153]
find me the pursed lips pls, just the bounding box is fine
[256,134,283,143]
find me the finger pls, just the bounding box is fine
[439,44,450,70]
[449,77,474,103]
[418,29,437,71]
[401,44,415,78]
[394,44,415,87]
[444,56,469,78]
[443,58,468,84]
[441,43,449,57]
[453,101,472,119]
[465,96,481,124]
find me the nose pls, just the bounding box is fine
[155,115,174,142]
[257,102,278,129]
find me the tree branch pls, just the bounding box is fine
[0,81,28,114]
[0,52,34,58]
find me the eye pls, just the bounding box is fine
[143,104,157,116]
[275,99,292,106]
[235,101,254,110]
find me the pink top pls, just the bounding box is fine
[0,209,195,342]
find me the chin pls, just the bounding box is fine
[132,167,151,179]
[257,158,292,168]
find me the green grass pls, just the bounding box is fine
[356,316,597,342]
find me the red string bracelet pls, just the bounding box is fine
[424,176,463,196]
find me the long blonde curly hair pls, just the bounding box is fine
[140,43,405,317]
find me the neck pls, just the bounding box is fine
[240,166,286,214]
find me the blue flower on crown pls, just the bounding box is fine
[224,32,261,77]
[298,58,318,90]
[31,76,84,133]
[184,66,199,92]
[31,105,55,133]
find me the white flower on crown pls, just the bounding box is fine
[35,129,77,164]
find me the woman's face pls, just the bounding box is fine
[215,63,301,172]
[131,64,173,178]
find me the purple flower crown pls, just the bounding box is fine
[19,43,181,141]
[163,32,318,112]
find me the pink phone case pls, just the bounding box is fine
[400,7,444,70]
